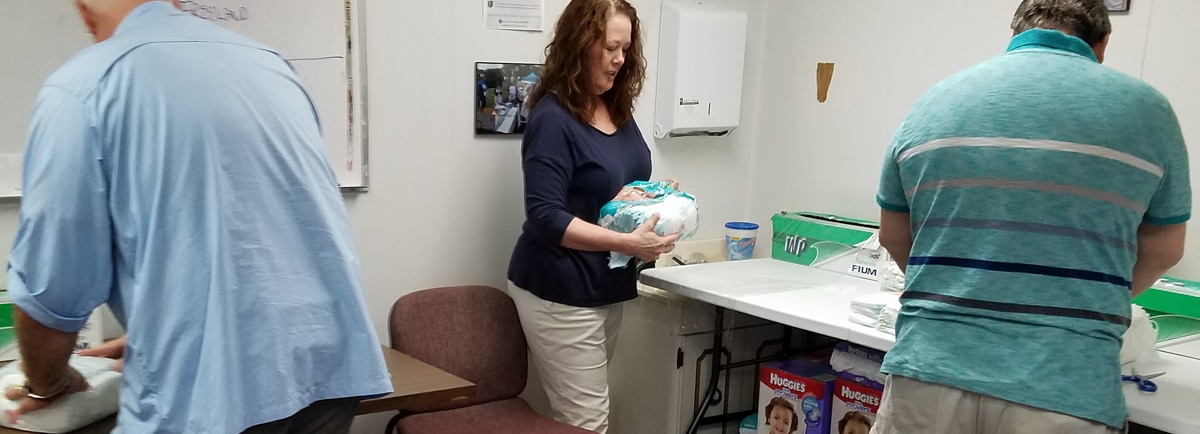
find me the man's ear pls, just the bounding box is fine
[74,0,90,19]
[1092,33,1110,64]
[171,0,182,8]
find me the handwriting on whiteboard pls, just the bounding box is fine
[180,0,249,22]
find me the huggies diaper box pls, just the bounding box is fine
[758,352,835,434]
[831,375,882,434]
[830,342,887,434]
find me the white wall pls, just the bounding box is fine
[750,0,1200,280]
[346,0,766,431]
[0,203,16,269]
[0,0,765,431]
[1,0,1196,431]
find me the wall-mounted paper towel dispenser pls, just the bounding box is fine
[653,1,748,139]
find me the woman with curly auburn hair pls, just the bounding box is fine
[505,0,678,432]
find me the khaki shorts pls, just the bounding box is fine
[870,375,1126,434]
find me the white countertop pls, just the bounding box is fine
[640,258,1200,434]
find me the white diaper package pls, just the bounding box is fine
[0,355,121,433]
[1121,304,1159,366]
[598,181,700,268]
[878,258,905,293]
[830,342,886,385]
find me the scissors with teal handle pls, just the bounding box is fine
[1121,368,1164,393]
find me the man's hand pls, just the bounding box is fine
[9,307,88,421]
[78,335,126,372]
[3,366,89,422]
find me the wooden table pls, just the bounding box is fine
[0,346,474,433]
[357,346,475,415]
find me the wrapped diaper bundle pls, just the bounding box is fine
[876,296,902,335]
[848,291,900,328]
[1120,304,1159,366]
[0,355,121,433]
[599,181,700,268]
[878,257,905,293]
[830,341,886,385]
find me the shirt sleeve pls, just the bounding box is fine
[1144,103,1191,225]
[520,109,578,246]
[6,86,113,333]
[877,125,911,213]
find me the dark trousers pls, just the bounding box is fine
[241,397,361,434]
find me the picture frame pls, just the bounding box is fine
[474,62,543,136]
[1105,0,1129,12]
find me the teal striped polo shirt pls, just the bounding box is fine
[875,29,1190,428]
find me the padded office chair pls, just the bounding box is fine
[387,285,595,434]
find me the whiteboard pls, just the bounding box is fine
[0,0,368,197]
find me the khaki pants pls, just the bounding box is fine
[870,375,1124,434]
[507,282,623,434]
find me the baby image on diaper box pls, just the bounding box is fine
[830,376,881,434]
[758,353,835,434]
[829,341,886,434]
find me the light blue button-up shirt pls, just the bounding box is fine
[6,2,391,432]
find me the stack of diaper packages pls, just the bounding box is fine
[873,255,905,335]
[875,296,902,336]
[848,291,900,331]
[0,355,121,433]
[598,180,700,268]
[829,342,886,434]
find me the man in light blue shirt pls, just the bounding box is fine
[5,1,391,432]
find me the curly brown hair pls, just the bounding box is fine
[528,0,645,127]
[764,397,799,434]
[837,410,873,433]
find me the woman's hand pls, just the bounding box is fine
[622,214,681,262]
[613,185,653,202]
[78,335,126,372]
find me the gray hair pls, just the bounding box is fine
[1011,0,1111,45]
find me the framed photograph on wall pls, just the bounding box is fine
[474,62,543,136]
[1105,0,1129,11]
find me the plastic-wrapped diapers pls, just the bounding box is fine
[1121,304,1159,366]
[0,355,121,433]
[599,181,699,268]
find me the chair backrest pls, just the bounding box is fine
[389,285,528,413]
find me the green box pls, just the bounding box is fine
[771,212,883,278]
[0,289,11,328]
[0,290,14,359]
[1135,277,1200,320]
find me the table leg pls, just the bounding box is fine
[686,306,725,434]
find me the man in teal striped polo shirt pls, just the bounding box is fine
[873,0,1190,433]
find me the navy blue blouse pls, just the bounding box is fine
[507,95,652,307]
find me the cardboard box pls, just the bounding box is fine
[0,290,16,362]
[831,376,882,434]
[770,212,885,281]
[829,342,886,434]
[758,352,836,434]
[1136,276,1200,320]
